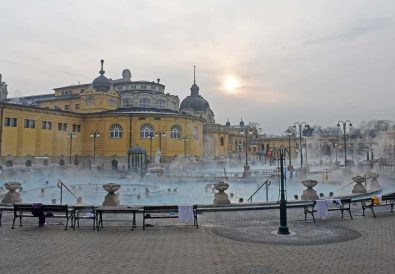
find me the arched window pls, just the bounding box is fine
[139,98,150,108]
[170,125,181,139]
[157,99,166,109]
[140,124,154,139]
[122,98,133,108]
[110,124,123,139]
[220,136,224,146]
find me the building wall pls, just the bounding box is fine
[0,104,204,167]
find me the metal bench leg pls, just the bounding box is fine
[143,217,146,230]
[348,209,353,219]
[19,216,23,227]
[341,209,344,218]
[0,211,2,226]
[92,218,96,230]
[65,217,69,230]
[11,217,16,229]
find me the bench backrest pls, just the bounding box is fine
[14,203,68,212]
[143,205,197,212]
[73,205,95,211]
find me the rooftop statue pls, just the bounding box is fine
[0,74,8,100]
[155,148,161,165]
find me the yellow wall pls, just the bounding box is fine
[1,104,204,162]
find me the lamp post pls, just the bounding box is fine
[293,122,310,167]
[155,131,166,162]
[67,132,76,165]
[240,125,253,177]
[337,120,352,168]
[148,132,154,164]
[89,131,100,166]
[320,142,323,165]
[272,146,290,235]
[181,136,188,161]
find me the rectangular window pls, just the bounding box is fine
[75,104,80,109]
[65,105,69,110]
[72,124,81,132]
[4,117,17,127]
[58,122,67,131]
[24,119,35,129]
[42,121,52,130]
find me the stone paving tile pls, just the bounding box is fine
[1,206,395,274]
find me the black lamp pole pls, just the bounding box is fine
[90,131,100,165]
[240,125,252,176]
[67,132,76,165]
[156,131,166,163]
[276,146,290,235]
[337,120,352,168]
[293,122,310,167]
[149,133,154,164]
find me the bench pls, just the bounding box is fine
[12,203,70,230]
[304,198,353,223]
[95,206,138,231]
[361,194,395,217]
[71,205,96,230]
[143,205,198,230]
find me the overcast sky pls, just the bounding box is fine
[1,0,395,133]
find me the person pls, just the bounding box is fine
[31,203,46,227]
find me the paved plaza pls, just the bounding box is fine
[1,205,395,274]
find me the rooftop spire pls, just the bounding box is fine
[99,59,105,76]
[193,65,196,84]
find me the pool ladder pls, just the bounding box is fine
[247,179,271,202]
[57,179,78,204]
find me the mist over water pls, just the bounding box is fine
[2,150,395,206]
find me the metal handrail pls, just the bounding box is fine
[248,179,271,202]
[57,179,78,204]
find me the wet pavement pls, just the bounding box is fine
[0,204,395,273]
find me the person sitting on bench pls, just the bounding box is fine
[31,203,45,227]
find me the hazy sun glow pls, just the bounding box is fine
[223,76,241,94]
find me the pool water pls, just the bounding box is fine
[1,169,393,205]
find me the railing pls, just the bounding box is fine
[57,179,78,204]
[163,170,278,179]
[248,179,271,202]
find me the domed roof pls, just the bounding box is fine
[180,65,211,112]
[128,145,147,154]
[92,59,111,92]
[180,95,210,112]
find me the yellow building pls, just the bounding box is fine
[0,60,205,170]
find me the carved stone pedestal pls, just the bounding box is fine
[352,176,367,193]
[214,181,230,204]
[103,183,121,206]
[301,180,319,200]
[2,182,22,203]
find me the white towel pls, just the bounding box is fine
[178,205,194,223]
[315,200,329,219]
[377,195,383,205]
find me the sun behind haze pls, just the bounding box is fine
[223,76,242,95]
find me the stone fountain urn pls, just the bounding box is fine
[352,176,367,193]
[301,179,319,200]
[102,183,121,206]
[368,172,380,189]
[213,180,230,204]
[2,182,22,203]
